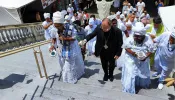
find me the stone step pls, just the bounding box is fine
[25,85,113,100]
[138,86,175,100]
[50,80,165,100]
[77,77,122,91]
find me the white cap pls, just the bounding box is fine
[69,4,72,6]
[53,11,64,24]
[120,14,125,19]
[116,11,121,15]
[43,13,50,19]
[133,22,146,35]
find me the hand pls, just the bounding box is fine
[79,39,87,46]
[132,52,137,57]
[49,22,53,25]
[49,46,55,52]
[59,36,64,41]
[114,56,119,60]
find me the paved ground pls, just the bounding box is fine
[0,44,174,100]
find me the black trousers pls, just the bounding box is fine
[100,49,115,77]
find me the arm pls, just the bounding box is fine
[43,22,53,29]
[115,29,123,57]
[149,34,156,39]
[125,48,137,57]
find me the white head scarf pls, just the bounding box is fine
[107,15,116,20]
[89,18,95,25]
[61,10,67,16]
[133,22,146,35]
[171,32,175,38]
[120,14,125,19]
[53,11,64,24]
[116,11,121,15]
[65,15,71,20]
[126,22,132,27]
[44,13,50,19]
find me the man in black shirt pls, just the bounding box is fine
[81,18,123,81]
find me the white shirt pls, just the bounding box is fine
[154,32,175,70]
[42,21,52,40]
[137,2,145,12]
[127,6,133,13]
[71,16,78,22]
[94,19,102,25]
[77,12,83,20]
[67,7,74,17]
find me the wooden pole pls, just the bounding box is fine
[33,50,43,78]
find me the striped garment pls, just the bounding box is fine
[62,23,72,59]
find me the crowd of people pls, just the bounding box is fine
[42,0,175,94]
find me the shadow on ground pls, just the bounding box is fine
[82,68,100,78]
[84,61,101,67]
[0,74,26,89]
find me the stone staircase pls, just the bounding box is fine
[24,56,174,100]
[0,45,174,100]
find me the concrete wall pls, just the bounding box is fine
[0,22,45,51]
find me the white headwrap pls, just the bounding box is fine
[124,11,128,15]
[171,32,175,38]
[43,13,50,19]
[132,22,146,35]
[116,11,121,15]
[126,22,132,27]
[53,11,64,24]
[61,10,67,16]
[89,18,95,25]
[65,15,71,20]
[120,14,125,19]
[107,15,116,20]
[69,4,72,6]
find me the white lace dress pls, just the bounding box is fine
[62,25,85,84]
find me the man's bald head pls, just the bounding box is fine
[101,18,112,32]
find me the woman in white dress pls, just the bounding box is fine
[85,18,97,56]
[116,22,133,68]
[42,13,53,49]
[153,31,175,89]
[121,22,154,94]
[51,11,85,84]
